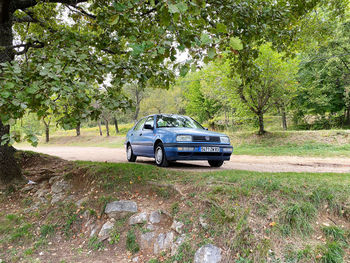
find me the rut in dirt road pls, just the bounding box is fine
[17,146,350,173]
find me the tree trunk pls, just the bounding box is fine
[346,106,350,125]
[0,120,23,184]
[98,120,103,136]
[105,120,110,137]
[134,106,140,121]
[43,122,50,143]
[281,110,287,130]
[257,112,265,135]
[113,116,119,134]
[0,5,23,184]
[76,122,81,136]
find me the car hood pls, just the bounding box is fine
[158,127,227,137]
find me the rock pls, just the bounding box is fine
[171,220,184,234]
[51,192,65,204]
[146,224,156,231]
[132,256,139,262]
[154,232,174,254]
[75,196,89,207]
[199,216,209,230]
[51,180,71,194]
[171,234,186,256]
[149,210,161,224]
[90,225,99,237]
[194,244,222,263]
[129,212,148,225]
[105,200,137,219]
[35,188,50,198]
[49,176,62,185]
[22,184,36,192]
[98,221,114,241]
[140,232,155,250]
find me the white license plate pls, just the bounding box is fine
[201,147,220,152]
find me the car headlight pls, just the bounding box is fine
[220,136,230,144]
[176,135,192,142]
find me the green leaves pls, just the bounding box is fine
[229,37,243,51]
[180,64,190,77]
[216,23,227,33]
[168,2,188,14]
[200,33,212,45]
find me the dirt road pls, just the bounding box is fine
[18,146,350,173]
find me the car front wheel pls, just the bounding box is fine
[154,143,168,167]
[208,160,224,167]
[127,144,137,162]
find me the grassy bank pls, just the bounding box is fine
[1,153,349,262]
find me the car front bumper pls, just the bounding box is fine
[163,143,233,161]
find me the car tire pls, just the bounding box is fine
[127,144,137,162]
[154,143,168,167]
[208,160,224,167]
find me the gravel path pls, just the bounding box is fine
[18,146,350,173]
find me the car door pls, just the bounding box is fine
[130,118,146,155]
[138,116,155,157]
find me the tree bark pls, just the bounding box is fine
[0,120,23,184]
[98,120,103,136]
[0,3,23,184]
[76,122,81,136]
[105,120,110,137]
[345,106,350,125]
[257,112,265,135]
[281,110,287,130]
[43,120,50,143]
[113,116,119,134]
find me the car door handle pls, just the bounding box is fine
[139,133,142,136]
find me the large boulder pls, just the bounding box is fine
[194,244,222,263]
[105,200,137,219]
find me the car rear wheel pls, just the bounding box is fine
[155,143,168,167]
[208,160,224,167]
[127,144,137,162]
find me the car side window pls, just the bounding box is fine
[143,116,154,129]
[134,118,146,131]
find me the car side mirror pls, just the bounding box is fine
[144,124,153,130]
[205,128,208,130]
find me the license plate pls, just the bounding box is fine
[201,147,220,152]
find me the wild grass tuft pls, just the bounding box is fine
[279,202,317,235]
[126,229,140,254]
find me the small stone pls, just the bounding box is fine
[140,232,155,250]
[35,188,50,198]
[149,210,161,224]
[132,256,139,262]
[194,244,222,263]
[75,196,89,207]
[199,216,209,229]
[98,221,114,241]
[39,252,44,256]
[129,212,147,225]
[171,220,184,234]
[154,232,174,254]
[105,200,137,219]
[146,224,156,231]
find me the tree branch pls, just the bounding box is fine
[12,0,88,12]
[65,4,96,19]
[13,41,45,55]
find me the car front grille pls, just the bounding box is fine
[192,136,220,142]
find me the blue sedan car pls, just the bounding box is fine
[125,114,233,167]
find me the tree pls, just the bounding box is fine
[296,21,350,127]
[1,0,346,184]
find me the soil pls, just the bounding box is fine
[18,146,350,173]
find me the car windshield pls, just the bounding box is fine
[156,115,204,129]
